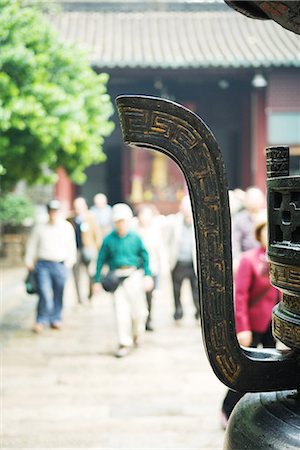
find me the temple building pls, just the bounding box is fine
[48,0,300,212]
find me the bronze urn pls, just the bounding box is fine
[116,95,300,449]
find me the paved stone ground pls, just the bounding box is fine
[1,266,226,449]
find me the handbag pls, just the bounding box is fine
[25,270,38,294]
[101,271,121,293]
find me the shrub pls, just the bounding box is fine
[0,193,34,227]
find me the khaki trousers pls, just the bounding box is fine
[113,270,148,347]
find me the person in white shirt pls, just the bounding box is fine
[132,204,165,331]
[90,193,113,237]
[25,200,77,333]
[165,196,199,322]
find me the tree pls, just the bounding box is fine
[0,0,114,192]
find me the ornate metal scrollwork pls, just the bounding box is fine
[116,95,300,393]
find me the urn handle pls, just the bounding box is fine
[116,95,299,392]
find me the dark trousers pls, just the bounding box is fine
[73,250,93,303]
[145,275,158,326]
[146,291,153,323]
[222,323,276,418]
[171,261,199,319]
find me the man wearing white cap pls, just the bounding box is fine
[93,203,153,357]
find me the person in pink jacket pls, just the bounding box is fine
[234,213,279,348]
[221,211,280,428]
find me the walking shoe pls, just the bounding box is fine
[146,320,154,332]
[32,323,43,334]
[115,346,130,358]
[50,322,62,330]
[173,308,183,321]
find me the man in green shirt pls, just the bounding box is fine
[93,203,153,357]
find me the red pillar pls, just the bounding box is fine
[55,167,75,213]
[122,145,131,201]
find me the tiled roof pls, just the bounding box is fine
[48,10,300,69]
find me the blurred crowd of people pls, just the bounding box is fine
[24,185,280,424]
[24,193,198,355]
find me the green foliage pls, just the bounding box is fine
[0,192,34,225]
[0,0,114,192]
